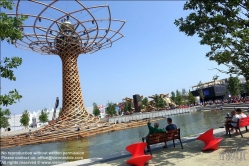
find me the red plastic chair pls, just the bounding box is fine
[196,128,223,151]
[126,142,153,166]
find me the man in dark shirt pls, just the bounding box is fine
[164,118,177,148]
[165,118,177,131]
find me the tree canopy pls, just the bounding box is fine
[175,90,183,106]
[124,101,132,113]
[170,91,176,103]
[106,102,116,117]
[0,0,27,107]
[20,110,29,128]
[0,0,27,42]
[39,108,49,124]
[245,81,249,95]
[227,75,241,97]
[188,92,196,104]
[93,102,100,117]
[175,0,249,80]
[156,97,167,109]
[0,108,10,128]
[141,97,149,109]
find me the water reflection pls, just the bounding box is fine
[63,138,89,161]
[2,110,228,165]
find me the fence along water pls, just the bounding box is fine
[108,107,197,123]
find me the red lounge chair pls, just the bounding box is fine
[126,142,152,166]
[196,128,223,151]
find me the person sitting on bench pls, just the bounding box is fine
[165,118,177,131]
[164,118,177,148]
[223,110,237,133]
[142,119,166,151]
[225,108,247,135]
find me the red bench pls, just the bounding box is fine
[228,116,249,137]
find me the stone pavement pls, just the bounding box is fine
[55,128,249,166]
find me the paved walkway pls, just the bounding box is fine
[55,128,249,166]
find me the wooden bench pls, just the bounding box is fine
[229,116,249,137]
[143,128,183,154]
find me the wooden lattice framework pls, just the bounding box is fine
[1,0,129,148]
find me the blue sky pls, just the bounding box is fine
[2,1,229,115]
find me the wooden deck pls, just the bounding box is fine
[1,118,164,149]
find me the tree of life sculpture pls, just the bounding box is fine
[11,0,125,124]
[2,0,126,147]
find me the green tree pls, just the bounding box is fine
[0,0,27,42]
[175,90,183,106]
[0,108,10,129]
[20,110,29,128]
[0,0,27,107]
[188,92,196,105]
[174,0,249,81]
[240,83,244,94]
[106,102,116,117]
[141,97,149,109]
[39,108,48,124]
[124,101,132,113]
[245,81,249,95]
[227,75,241,97]
[157,97,166,109]
[154,94,160,110]
[170,91,176,103]
[93,102,100,116]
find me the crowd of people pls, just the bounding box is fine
[202,97,249,106]
[224,97,249,104]
[170,97,249,108]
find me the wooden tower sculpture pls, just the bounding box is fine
[12,0,125,123]
[1,0,126,147]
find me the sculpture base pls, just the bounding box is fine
[48,120,57,125]
[0,117,165,149]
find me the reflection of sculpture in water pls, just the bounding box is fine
[63,138,89,161]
